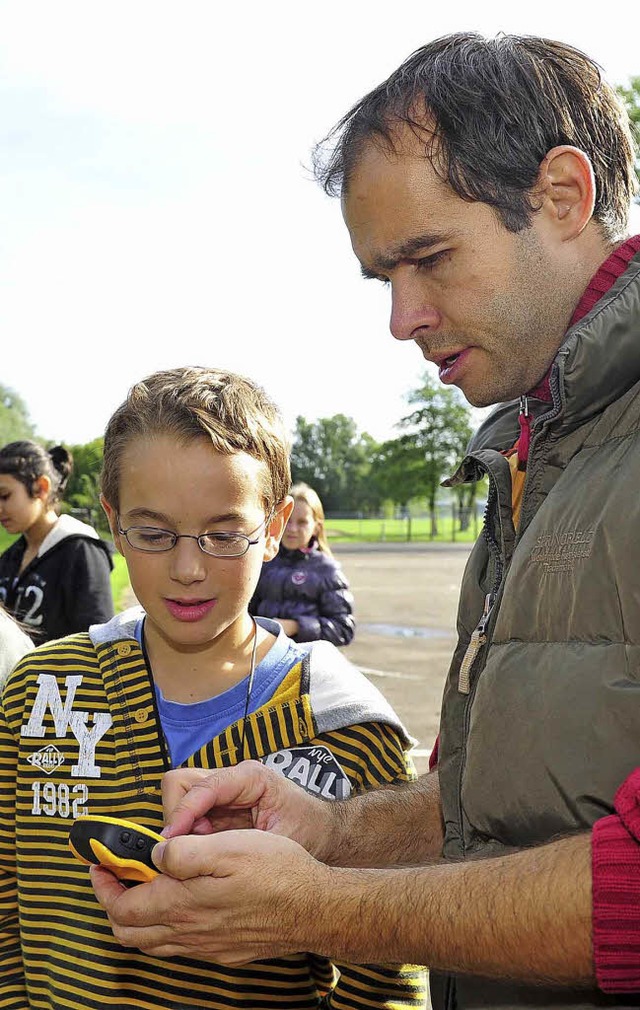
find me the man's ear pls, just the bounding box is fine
[263,497,294,562]
[100,495,124,556]
[535,146,596,239]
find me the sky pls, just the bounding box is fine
[2,0,639,447]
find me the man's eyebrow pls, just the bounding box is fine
[361,231,453,277]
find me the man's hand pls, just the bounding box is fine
[90,807,594,982]
[161,760,337,862]
[162,763,445,869]
[90,829,333,965]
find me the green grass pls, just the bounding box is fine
[110,552,132,612]
[0,528,14,554]
[325,515,481,543]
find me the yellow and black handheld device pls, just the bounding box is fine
[69,815,164,885]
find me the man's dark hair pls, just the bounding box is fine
[313,32,638,240]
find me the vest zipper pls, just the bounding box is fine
[515,363,564,537]
[517,394,531,466]
[456,469,503,694]
[458,591,495,694]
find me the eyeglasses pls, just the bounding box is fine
[116,515,271,558]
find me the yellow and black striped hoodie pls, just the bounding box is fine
[0,610,426,1009]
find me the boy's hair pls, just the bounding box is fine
[101,366,291,512]
[0,440,73,505]
[313,32,638,242]
[291,482,332,556]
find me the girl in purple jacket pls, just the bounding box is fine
[250,483,355,646]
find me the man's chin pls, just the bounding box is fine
[463,390,499,408]
[458,379,511,409]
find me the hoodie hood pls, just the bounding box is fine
[37,513,102,557]
[88,610,415,749]
[35,513,114,571]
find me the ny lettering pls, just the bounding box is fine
[21,674,112,778]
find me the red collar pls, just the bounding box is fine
[528,235,640,403]
[515,236,640,464]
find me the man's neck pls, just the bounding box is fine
[529,234,640,402]
[568,233,640,328]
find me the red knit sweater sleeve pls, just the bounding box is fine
[592,767,640,992]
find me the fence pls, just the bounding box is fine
[325,503,484,544]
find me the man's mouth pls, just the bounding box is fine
[431,348,473,384]
[429,349,464,367]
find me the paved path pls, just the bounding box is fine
[333,543,471,775]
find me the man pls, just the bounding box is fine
[90,32,640,1008]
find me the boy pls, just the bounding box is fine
[0,366,426,1009]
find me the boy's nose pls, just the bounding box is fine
[169,538,207,583]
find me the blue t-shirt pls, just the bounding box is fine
[135,616,305,767]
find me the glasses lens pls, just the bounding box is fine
[127,528,176,551]
[200,533,249,557]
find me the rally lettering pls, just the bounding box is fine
[263,750,293,772]
[288,757,311,788]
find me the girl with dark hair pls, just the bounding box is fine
[250,482,355,646]
[0,440,114,643]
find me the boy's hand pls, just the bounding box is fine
[90,830,336,965]
[161,760,337,862]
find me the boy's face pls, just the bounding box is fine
[102,434,290,654]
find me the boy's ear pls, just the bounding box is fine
[100,495,124,556]
[263,497,294,562]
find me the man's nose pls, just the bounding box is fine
[169,538,207,583]
[389,280,442,342]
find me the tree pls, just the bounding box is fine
[290,414,379,513]
[369,434,430,509]
[373,372,473,535]
[0,384,35,446]
[63,438,105,527]
[617,77,640,187]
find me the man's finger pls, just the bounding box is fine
[160,767,214,831]
[90,864,150,922]
[89,864,128,907]
[162,761,270,836]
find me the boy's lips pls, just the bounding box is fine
[163,597,217,622]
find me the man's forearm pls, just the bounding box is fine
[319,770,444,867]
[308,831,593,984]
